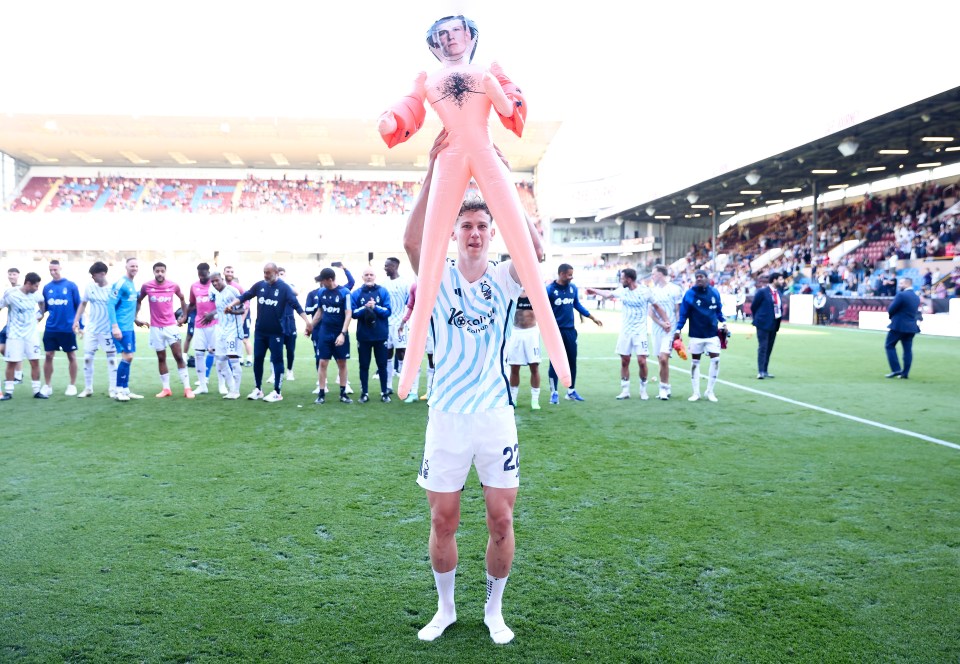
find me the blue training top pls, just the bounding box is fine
[239,279,304,336]
[547,281,591,329]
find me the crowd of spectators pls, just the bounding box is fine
[678,181,960,302]
[238,176,324,214]
[328,178,414,215]
[7,174,542,219]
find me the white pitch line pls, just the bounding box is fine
[668,364,960,451]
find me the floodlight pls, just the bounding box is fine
[686,192,699,204]
[744,170,761,186]
[837,138,859,157]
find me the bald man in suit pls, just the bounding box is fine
[884,277,922,379]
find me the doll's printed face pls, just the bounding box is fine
[435,18,468,59]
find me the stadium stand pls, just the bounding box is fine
[6,174,539,218]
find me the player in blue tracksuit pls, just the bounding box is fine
[41,260,82,395]
[674,269,726,402]
[546,263,603,404]
[350,268,392,402]
[305,266,355,375]
[232,263,313,402]
[309,268,354,404]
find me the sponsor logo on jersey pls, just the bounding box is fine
[447,307,496,333]
[47,298,70,306]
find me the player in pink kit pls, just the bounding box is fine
[180,262,218,394]
[135,262,194,399]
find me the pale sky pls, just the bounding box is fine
[3,0,956,212]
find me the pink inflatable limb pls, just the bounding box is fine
[469,153,570,390]
[378,72,428,148]
[489,64,527,138]
[397,148,472,400]
[380,97,427,148]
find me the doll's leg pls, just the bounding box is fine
[475,158,572,389]
[398,156,471,399]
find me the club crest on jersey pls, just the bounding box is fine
[480,281,492,300]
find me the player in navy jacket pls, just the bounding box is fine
[674,270,726,402]
[350,268,392,401]
[546,264,602,404]
[232,262,313,402]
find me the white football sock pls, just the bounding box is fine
[106,352,117,391]
[690,360,701,395]
[510,385,519,403]
[484,572,514,644]
[83,352,96,389]
[707,357,720,393]
[418,568,457,641]
[161,373,171,389]
[195,349,207,384]
[178,367,191,387]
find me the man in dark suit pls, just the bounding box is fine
[751,272,785,379]
[885,277,922,379]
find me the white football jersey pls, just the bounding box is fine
[430,260,521,413]
[613,285,654,335]
[384,277,410,327]
[650,281,683,326]
[213,285,243,340]
[82,282,113,335]
[1,289,43,339]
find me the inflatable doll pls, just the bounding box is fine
[377,14,571,399]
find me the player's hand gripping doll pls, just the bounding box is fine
[377,14,571,399]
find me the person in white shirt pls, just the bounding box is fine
[403,129,542,645]
[586,269,666,400]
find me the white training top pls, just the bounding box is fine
[82,282,113,335]
[650,281,684,326]
[1,289,43,339]
[213,285,243,339]
[613,285,654,335]
[384,277,410,327]
[429,259,521,414]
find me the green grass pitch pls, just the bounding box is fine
[2,316,958,662]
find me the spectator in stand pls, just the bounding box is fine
[813,290,828,325]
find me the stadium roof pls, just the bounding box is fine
[0,114,560,174]
[597,86,960,225]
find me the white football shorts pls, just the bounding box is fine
[191,326,217,352]
[506,326,541,366]
[3,335,41,362]
[688,336,721,355]
[615,332,649,357]
[387,321,408,350]
[417,406,520,492]
[83,330,116,354]
[149,326,183,351]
